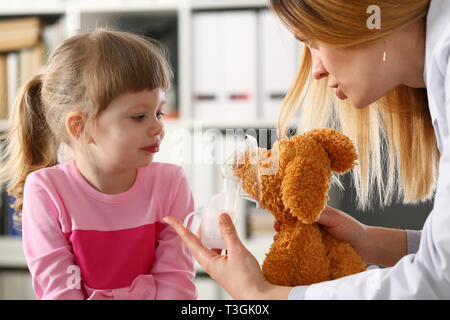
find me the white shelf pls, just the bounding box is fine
[0,236,27,269]
[0,0,269,14]
[191,0,269,10]
[0,1,65,15]
[198,119,277,129]
[77,0,180,13]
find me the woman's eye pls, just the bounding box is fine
[297,37,314,49]
[304,40,313,48]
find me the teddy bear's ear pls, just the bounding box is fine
[306,128,358,173]
[281,156,330,224]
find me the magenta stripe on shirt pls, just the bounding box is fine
[65,222,165,289]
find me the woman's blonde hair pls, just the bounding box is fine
[0,29,172,220]
[270,0,439,210]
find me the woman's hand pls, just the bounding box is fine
[319,205,408,267]
[275,205,371,263]
[163,213,292,299]
[317,205,371,263]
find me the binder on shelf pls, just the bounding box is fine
[192,12,220,122]
[259,10,301,121]
[192,11,258,123]
[0,17,41,53]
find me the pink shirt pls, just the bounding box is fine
[22,160,197,300]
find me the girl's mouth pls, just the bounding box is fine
[141,144,160,153]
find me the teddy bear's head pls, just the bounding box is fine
[233,128,358,225]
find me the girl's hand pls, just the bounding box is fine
[317,205,371,263]
[163,213,291,299]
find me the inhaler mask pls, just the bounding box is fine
[222,134,263,205]
[183,135,264,249]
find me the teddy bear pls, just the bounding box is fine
[232,128,367,286]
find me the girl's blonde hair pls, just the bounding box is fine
[0,29,172,219]
[270,0,439,210]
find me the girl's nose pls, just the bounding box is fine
[148,120,164,137]
[311,50,329,80]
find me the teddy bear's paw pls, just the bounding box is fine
[262,224,330,286]
[321,229,367,279]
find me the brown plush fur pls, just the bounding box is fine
[233,128,367,286]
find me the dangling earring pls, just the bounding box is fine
[382,40,386,62]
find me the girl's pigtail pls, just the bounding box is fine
[0,73,57,217]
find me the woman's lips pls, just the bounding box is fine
[335,87,347,100]
[141,144,160,153]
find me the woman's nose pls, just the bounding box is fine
[311,50,329,80]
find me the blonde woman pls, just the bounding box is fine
[164,0,450,299]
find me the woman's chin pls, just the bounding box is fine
[349,97,372,109]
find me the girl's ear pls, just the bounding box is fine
[65,111,93,143]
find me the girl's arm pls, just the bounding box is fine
[22,174,86,300]
[150,167,197,299]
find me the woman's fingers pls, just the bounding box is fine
[317,205,340,229]
[218,213,246,255]
[163,216,217,265]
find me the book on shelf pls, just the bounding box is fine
[0,17,41,53]
[0,189,21,237]
[0,16,64,122]
[0,43,45,121]
[0,54,7,119]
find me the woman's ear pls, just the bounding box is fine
[65,111,93,143]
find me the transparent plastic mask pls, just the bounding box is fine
[222,134,262,206]
[183,134,278,249]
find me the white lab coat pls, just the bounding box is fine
[289,0,450,299]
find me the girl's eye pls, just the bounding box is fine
[133,114,147,121]
[132,112,165,121]
[156,112,165,120]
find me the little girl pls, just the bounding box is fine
[0,29,197,300]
